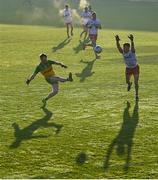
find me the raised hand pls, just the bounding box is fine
[115,35,121,42]
[128,34,134,41]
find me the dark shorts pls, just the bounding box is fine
[89,34,98,42]
[45,76,58,85]
[126,65,140,76]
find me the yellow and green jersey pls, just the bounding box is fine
[34,60,56,78]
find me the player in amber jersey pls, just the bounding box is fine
[26,53,73,107]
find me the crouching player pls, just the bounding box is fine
[26,53,73,107]
[115,34,140,100]
[85,12,101,59]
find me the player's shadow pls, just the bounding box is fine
[103,100,139,172]
[75,59,96,82]
[52,37,71,52]
[10,107,63,149]
[73,38,90,54]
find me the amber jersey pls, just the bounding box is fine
[34,60,56,78]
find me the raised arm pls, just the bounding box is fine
[128,34,135,53]
[115,35,123,54]
[50,60,68,69]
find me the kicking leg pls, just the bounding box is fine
[53,73,73,82]
[91,35,100,59]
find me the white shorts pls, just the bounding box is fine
[82,19,89,26]
[64,17,73,24]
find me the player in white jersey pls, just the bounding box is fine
[63,4,73,38]
[80,7,92,40]
[88,5,93,15]
[115,34,140,100]
[85,12,102,59]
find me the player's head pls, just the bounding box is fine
[123,43,130,53]
[84,7,88,12]
[65,4,69,10]
[39,53,47,63]
[92,12,96,19]
[88,5,92,11]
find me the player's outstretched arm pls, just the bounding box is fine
[128,34,135,53]
[26,73,37,85]
[53,61,68,68]
[115,35,123,54]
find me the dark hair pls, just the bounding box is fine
[92,12,96,16]
[39,53,47,58]
[123,43,130,47]
[65,4,69,8]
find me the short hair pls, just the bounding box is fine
[39,53,47,58]
[92,12,96,16]
[65,4,69,8]
[123,43,130,47]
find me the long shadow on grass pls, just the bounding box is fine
[104,100,139,172]
[52,37,71,52]
[75,59,96,82]
[73,38,90,54]
[10,107,63,148]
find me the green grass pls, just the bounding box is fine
[0,24,158,178]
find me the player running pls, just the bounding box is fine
[80,7,92,40]
[84,12,102,59]
[26,53,73,107]
[63,4,74,38]
[115,34,140,100]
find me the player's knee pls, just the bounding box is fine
[135,81,139,87]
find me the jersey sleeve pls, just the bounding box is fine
[34,65,40,74]
[48,60,56,65]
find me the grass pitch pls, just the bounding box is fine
[0,24,158,178]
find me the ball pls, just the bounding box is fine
[94,45,102,54]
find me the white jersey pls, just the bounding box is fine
[80,11,91,25]
[87,18,101,35]
[63,9,72,24]
[123,51,138,68]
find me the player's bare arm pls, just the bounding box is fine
[115,35,123,54]
[128,34,135,53]
[53,61,68,68]
[26,72,37,85]
[98,24,102,29]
